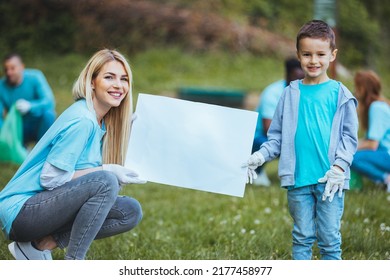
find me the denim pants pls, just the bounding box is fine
[287,184,344,260]
[9,171,143,260]
[351,149,390,183]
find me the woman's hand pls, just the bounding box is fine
[102,164,147,185]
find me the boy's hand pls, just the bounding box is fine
[318,166,345,202]
[102,164,147,185]
[242,151,265,184]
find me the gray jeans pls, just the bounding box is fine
[9,171,142,260]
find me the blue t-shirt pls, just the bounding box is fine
[367,101,390,152]
[255,80,286,139]
[294,80,339,188]
[0,100,105,235]
[0,69,55,128]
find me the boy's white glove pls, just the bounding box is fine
[15,99,31,115]
[102,164,146,185]
[318,166,345,202]
[242,151,265,184]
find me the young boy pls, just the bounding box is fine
[244,20,358,260]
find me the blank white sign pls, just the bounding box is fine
[125,93,258,197]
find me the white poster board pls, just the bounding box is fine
[125,93,258,197]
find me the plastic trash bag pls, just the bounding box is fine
[0,105,28,164]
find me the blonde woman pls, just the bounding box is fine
[0,49,145,260]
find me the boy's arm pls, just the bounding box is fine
[333,98,359,171]
[257,89,286,161]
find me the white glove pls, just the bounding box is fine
[15,99,31,115]
[318,166,345,202]
[242,151,265,184]
[102,164,147,185]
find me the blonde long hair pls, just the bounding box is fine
[72,49,133,165]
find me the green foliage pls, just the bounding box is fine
[1,0,387,70]
[0,0,76,56]
[338,0,380,67]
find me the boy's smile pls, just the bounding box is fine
[297,37,337,84]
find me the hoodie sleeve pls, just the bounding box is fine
[333,95,359,171]
[258,87,287,161]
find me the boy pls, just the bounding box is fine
[244,20,358,260]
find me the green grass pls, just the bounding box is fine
[1,161,389,260]
[1,48,390,260]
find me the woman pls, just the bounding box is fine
[351,70,390,192]
[0,49,146,260]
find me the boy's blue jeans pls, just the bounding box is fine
[287,183,344,260]
[9,171,142,260]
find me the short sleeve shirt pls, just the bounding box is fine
[294,80,339,187]
[255,80,286,138]
[0,100,105,235]
[367,101,390,152]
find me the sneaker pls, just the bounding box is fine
[8,241,52,260]
[253,170,271,187]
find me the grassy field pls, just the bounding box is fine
[0,48,389,260]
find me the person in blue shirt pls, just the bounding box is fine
[243,20,358,260]
[0,49,146,260]
[0,53,56,146]
[351,70,390,192]
[252,58,304,186]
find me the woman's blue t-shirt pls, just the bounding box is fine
[0,99,105,235]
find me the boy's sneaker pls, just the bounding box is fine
[8,241,52,260]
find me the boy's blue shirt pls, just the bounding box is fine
[258,79,358,189]
[294,80,339,187]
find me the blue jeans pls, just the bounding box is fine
[351,149,390,183]
[287,184,344,260]
[9,171,142,260]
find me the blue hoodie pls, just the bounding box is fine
[258,80,358,189]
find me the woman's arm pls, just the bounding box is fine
[357,139,379,150]
[73,166,103,179]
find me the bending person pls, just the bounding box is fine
[351,70,390,192]
[0,53,56,146]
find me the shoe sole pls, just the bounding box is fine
[8,242,29,260]
[8,242,17,259]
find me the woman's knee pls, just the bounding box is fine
[118,196,143,228]
[93,171,120,199]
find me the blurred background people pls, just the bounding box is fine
[351,70,390,192]
[251,57,305,186]
[0,53,56,147]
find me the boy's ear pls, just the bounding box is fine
[330,49,338,62]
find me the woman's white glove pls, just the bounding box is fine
[318,166,345,202]
[242,151,265,184]
[102,164,146,185]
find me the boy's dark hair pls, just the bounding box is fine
[296,20,336,51]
